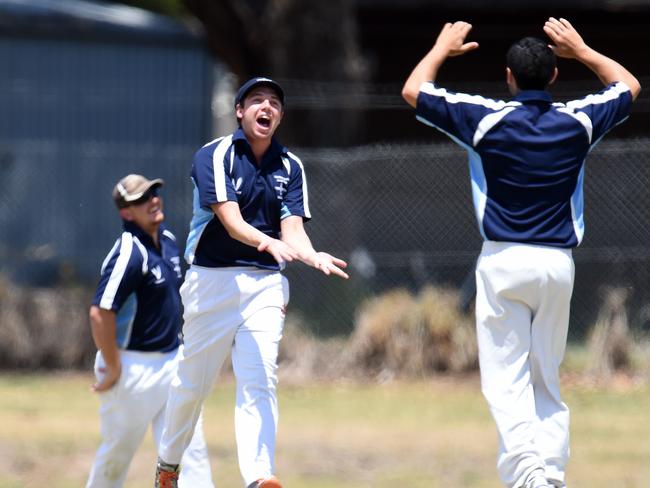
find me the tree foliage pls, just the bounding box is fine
[116,0,365,83]
[114,0,368,144]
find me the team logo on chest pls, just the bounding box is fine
[233,177,244,195]
[273,175,289,200]
[170,256,182,278]
[150,265,165,284]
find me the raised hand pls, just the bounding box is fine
[543,17,588,59]
[434,21,479,57]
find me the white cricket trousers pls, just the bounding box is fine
[159,265,289,488]
[475,241,574,488]
[86,347,213,488]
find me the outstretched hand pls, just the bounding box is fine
[434,21,479,57]
[543,17,588,59]
[258,238,299,266]
[311,252,349,279]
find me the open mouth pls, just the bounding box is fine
[256,115,271,129]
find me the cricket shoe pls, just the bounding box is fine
[154,459,180,488]
[247,475,283,488]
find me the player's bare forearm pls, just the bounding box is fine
[402,21,479,107]
[89,306,122,392]
[212,202,298,264]
[89,307,119,365]
[212,201,271,248]
[280,216,349,279]
[280,215,317,261]
[577,48,640,99]
[544,17,641,99]
[402,46,449,107]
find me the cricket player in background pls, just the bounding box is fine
[87,174,213,488]
[402,17,640,488]
[154,77,349,488]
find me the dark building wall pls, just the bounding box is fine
[354,2,650,143]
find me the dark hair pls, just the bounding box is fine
[506,37,556,90]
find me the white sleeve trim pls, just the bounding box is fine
[473,106,518,146]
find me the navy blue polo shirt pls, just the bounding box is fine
[416,81,633,248]
[184,128,311,269]
[92,221,183,352]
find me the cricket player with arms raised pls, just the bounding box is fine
[402,17,640,488]
[154,77,349,488]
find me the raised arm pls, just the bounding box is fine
[401,21,479,108]
[544,17,641,100]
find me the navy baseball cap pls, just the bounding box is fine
[234,77,285,107]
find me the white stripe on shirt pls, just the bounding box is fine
[556,107,594,143]
[132,236,148,275]
[202,136,225,148]
[99,232,134,310]
[473,106,517,146]
[565,81,630,110]
[287,151,311,219]
[420,82,517,110]
[100,238,121,275]
[212,135,234,202]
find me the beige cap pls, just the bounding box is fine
[112,174,164,208]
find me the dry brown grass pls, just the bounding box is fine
[586,286,635,378]
[344,286,478,380]
[0,276,94,369]
[1,274,646,388]
[2,373,650,488]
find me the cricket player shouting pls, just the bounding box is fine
[402,17,640,488]
[155,77,349,488]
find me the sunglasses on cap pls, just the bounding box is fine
[129,187,159,206]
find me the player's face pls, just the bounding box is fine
[121,188,164,233]
[236,87,284,141]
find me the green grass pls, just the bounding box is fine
[0,372,649,487]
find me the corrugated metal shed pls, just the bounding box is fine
[0,0,217,284]
[0,0,202,42]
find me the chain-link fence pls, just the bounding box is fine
[1,23,649,367]
[1,137,649,352]
[283,138,650,341]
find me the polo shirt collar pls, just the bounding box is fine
[122,220,162,248]
[232,127,288,164]
[513,90,553,103]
